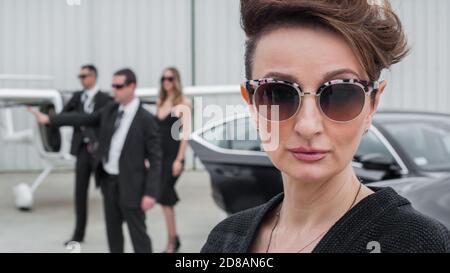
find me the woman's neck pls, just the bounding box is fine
[280,165,366,231]
[165,89,175,100]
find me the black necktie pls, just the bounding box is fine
[81,93,88,112]
[103,109,125,164]
[113,110,125,133]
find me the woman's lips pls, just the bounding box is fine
[288,147,329,162]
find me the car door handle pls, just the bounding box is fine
[215,168,241,178]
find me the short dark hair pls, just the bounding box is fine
[114,68,137,85]
[81,64,98,77]
[241,0,409,81]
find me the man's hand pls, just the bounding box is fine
[27,107,50,125]
[141,195,156,212]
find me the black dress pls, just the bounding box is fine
[156,113,183,206]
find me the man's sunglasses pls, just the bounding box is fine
[111,83,130,90]
[161,76,175,83]
[241,78,379,122]
[78,74,92,80]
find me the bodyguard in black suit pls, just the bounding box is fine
[30,68,161,253]
[58,65,112,245]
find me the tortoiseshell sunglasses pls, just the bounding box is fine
[241,78,379,122]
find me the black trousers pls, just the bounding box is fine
[101,174,152,253]
[73,144,94,240]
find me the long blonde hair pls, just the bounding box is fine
[158,67,183,107]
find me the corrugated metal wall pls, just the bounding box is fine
[382,0,450,112]
[1,0,450,171]
[0,0,193,88]
[194,0,245,85]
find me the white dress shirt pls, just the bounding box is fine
[82,85,100,113]
[103,97,140,175]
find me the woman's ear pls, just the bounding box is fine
[240,84,251,104]
[247,100,259,129]
[242,83,260,128]
[364,80,386,132]
[371,80,387,116]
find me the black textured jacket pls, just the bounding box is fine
[201,187,450,253]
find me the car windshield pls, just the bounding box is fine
[383,120,450,172]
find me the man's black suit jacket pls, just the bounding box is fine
[50,102,162,208]
[61,90,112,156]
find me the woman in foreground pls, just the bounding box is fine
[201,0,450,253]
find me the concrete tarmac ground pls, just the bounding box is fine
[0,170,226,253]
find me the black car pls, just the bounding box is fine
[368,176,450,230]
[190,111,450,214]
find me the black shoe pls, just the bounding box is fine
[161,236,181,253]
[174,236,181,252]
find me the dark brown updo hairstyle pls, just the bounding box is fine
[241,0,409,82]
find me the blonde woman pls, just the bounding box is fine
[156,67,192,253]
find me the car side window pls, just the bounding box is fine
[228,117,262,151]
[201,121,231,149]
[201,117,262,152]
[355,130,396,163]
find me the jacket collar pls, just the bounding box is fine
[239,187,410,253]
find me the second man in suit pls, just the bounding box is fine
[30,68,162,253]
[58,65,111,245]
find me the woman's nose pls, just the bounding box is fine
[293,95,324,139]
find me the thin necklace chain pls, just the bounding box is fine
[265,182,363,253]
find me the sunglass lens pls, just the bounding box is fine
[254,83,300,121]
[161,77,174,82]
[319,83,365,122]
[112,84,125,89]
